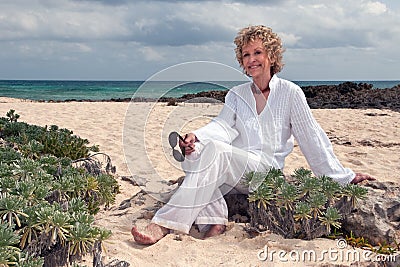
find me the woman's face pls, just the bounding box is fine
[241,38,273,79]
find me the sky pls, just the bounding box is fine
[0,0,399,81]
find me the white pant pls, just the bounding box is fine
[152,140,270,234]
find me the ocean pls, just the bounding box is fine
[0,80,399,101]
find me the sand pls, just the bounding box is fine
[0,96,399,266]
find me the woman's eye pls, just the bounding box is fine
[255,51,262,55]
[243,53,249,57]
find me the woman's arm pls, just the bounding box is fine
[289,87,362,185]
[192,90,239,144]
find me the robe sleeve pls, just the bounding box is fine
[289,87,355,185]
[193,90,239,144]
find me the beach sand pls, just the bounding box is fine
[0,97,399,266]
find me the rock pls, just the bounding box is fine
[225,193,249,220]
[161,82,400,112]
[225,181,400,247]
[301,82,400,111]
[342,181,400,246]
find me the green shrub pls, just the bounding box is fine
[0,110,98,160]
[245,167,367,240]
[0,110,119,266]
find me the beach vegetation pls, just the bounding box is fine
[0,110,120,266]
[0,111,99,160]
[6,109,20,123]
[245,167,367,240]
[341,231,399,255]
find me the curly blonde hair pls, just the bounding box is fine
[234,25,284,75]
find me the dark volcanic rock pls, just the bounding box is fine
[302,82,400,111]
[172,82,400,111]
[175,90,227,103]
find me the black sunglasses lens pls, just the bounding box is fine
[169,131,186,162]
[168,132,178,147]
[173,149,185,162]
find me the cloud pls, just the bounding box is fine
[363,1,387,15]
[139,46,164,61]
[0,0,399,80]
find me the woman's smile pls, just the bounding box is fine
[241,39,272,79]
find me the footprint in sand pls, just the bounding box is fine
[348,158,364,166]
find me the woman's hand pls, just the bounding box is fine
[179,133,197,155]
[350,173,376,184]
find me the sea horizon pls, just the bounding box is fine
[0,79,399,101]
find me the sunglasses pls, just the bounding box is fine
[168,131,186,162]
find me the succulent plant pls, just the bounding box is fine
[343,183,368,207]
[6,109,20,123]
[277,182,298,210]
[319,206,342,233]
[307,192,328,218]
[320,175,342,203]
[68,222,96,256]
[248,167,368,240]
[294,201,312,222]
[299,176,321,197]
[0,222,21,266]
[248,183,274,209]
[17,252,44,267]
[0,194,28,227]
[293,167,313,183]
[0,111,125,264]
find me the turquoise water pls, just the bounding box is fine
[0,80,399,101]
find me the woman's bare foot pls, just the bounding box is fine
[131,223,169,245]
[204,224,226,238]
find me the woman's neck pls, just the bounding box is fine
[253,75,271,93]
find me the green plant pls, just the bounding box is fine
[93,228,112,253]
[299,176,320,197]
[68,223,96,256]
[0,112,118,266]
[294,202,312,222]
[13,180,50,205]
[97,174,120,209]
[0,222,21,266]
[320,176,342,204]
[67,198,88,215]
[16,252,44,267]
[0,146,21,164]
[277,182,298,210]
[247,168,369,240]
[293,167,313,183]
[248,183,274,209]
[319,207,342,233]
[343,184,368,207]
[6,110,20,123]
[0,195,28,227]
[307,192,328,218]
[19,208,40,250]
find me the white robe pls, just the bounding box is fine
[194,75,355,184]
[152,75,355,233]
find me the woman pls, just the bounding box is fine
[132,25,374,245]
